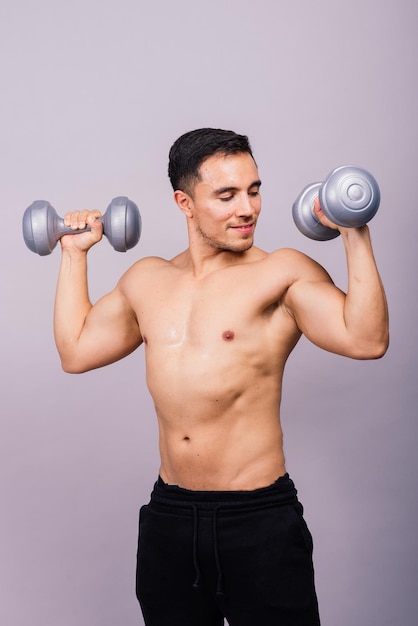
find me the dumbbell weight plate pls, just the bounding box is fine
[319,166,380,228]
[102,197,142,252]
[22,200,57,256]
[292,182,340,241]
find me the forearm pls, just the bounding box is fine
[341,225,389,357]
[54,248,93,360]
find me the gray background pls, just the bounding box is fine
[1,1,417,624]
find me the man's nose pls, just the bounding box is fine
[236,194,253,217]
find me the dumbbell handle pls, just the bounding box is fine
[48,210,103,239]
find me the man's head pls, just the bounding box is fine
[169,129,261,254]
[168,128,254,196]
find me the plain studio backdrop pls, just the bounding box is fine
[1,1,417,625]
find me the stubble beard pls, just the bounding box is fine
[198,226,255,253]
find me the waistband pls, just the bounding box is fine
[150,473,298,512]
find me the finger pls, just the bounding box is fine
[63,210,85,229]
[63,209,101,230]
[75,209,91,230]
[313,197,323,216]
[88,216,104,240]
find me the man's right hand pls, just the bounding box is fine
[61,209,104,252]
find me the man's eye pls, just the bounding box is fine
[249,190,260,197]
[220,196,233,202]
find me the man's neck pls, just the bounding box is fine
[173,244,262,279]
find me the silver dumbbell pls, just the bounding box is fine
[23,196,141,256]
[292,165,380,240]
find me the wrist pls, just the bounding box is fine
[60,246,90,273]
[339,224,370,241]
[61,244,89,259]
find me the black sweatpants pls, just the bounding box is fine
[136,474,320,625]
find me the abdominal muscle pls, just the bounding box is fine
[146,348,287,491]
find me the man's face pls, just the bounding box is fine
[188,152,262,253]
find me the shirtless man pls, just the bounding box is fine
[54,128,389,625]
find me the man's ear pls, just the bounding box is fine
[174,190,194,218]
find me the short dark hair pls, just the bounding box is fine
[168,128,254,194]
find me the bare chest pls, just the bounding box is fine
[134,268,295,361]
[142,284,255,350]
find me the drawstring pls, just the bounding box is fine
[213,505,225,598]
[192,504,201,591]
[153,472,295,601]
[191,503,225,599]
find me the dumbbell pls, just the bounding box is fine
[292,165,380,241]
[22,196,142,256]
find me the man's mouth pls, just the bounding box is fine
[230,222,254,233]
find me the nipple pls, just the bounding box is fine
[222,330,235,342]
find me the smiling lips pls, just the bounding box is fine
[229,222,255,233]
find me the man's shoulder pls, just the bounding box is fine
[232,246,309,265]
[260,247,316,269]
[267,246,309,259]
[128,254,174,272]
[118,255,175,287]
[255,247,330,289]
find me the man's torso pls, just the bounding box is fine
[121,247,303,489]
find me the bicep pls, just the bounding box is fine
[284,275,353,356]
[63,288,142,373]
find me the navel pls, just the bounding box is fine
[222,329,235,342]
